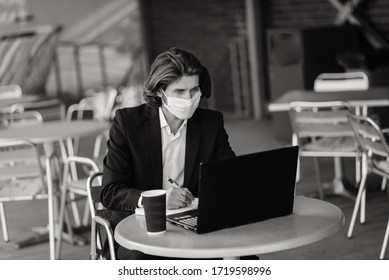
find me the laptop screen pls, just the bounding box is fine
[196,146,299,234]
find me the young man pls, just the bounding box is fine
[102,47,235,259]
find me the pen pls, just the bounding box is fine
[168,178,186,199]
[168,178,194,203]
[168,178,180,188]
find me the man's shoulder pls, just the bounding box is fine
[114,103,149,119]
[196,107,223,121]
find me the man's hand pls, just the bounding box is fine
[166,187,195,209]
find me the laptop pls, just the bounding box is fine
[166,146,299,234]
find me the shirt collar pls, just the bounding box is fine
[158,107,187,136]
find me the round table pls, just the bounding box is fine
[0,120,109,260]
[0,120,109,143]
[115,196,345,259]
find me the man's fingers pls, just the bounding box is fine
[174,189,193,205]
[182,188,195,201]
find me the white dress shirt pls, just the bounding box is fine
[159,107,187,190]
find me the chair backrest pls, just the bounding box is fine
[347,113,389,158]
[10,99,66,122]
[0,139,46,199]
[1,111,43,127]
[0,84,22,99]
[314,72,369,92]
[92,88,118,121]
[289,101,354,138]
[86,172,104,219]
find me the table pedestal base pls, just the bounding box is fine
[322,177,356,201]
[14,225,87,249]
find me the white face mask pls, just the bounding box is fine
[161,90,201,120]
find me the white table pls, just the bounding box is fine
[115,196,344,259]
[268,88,389,115]
[0,120,109,259]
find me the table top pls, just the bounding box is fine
[114,196,345,259]
[268,88,389,112]
[0,120,109,144]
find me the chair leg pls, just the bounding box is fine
[0,202,9,242]
[68,192,82,227]
[313,157,324,199]
[292,134,300,182]
[380,218,389,260]
[347,166,368,238]
[360,186,366,224]
[55,180,69,259]
[91,219,97,260]
[381,178,387,191]
[82,201,90,227]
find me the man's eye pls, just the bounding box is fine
[190,87,200,94]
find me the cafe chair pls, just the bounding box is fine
[87,172,116,260]
[55,156,100,259]
[10,98,66,122]
[346,114,389,259]
[1,111,43,127]
[289,101,359,199]
[314,72,369,92]
[0,84,22,100]
[0,139,47,242]
[65,88,116,163]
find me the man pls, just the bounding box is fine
[102,47,235,259]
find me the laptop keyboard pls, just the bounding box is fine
[180,216,197,227]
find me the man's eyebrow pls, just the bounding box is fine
[172,85,200,91]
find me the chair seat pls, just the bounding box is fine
[374,160,389,174]
[303,136,357,152]
[0,177,44,198]
[95,209,113,221]
[297,123,354,137]
[68,178,88,195]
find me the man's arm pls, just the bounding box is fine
[101,110,142,212]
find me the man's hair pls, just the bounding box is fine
[144,47,211,107]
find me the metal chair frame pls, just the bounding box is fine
[347,113,389,259]
[87,172,116,260]
[289,101,360,199]
[55,156,100,259]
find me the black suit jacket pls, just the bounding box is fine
[101,104,235,224]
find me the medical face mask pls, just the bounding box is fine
[161,90,201,120]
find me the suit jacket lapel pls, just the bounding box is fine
[184,111,200,188]
[144,106,163,189]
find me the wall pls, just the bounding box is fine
[264,0,389,44]
[143,0,247,112]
